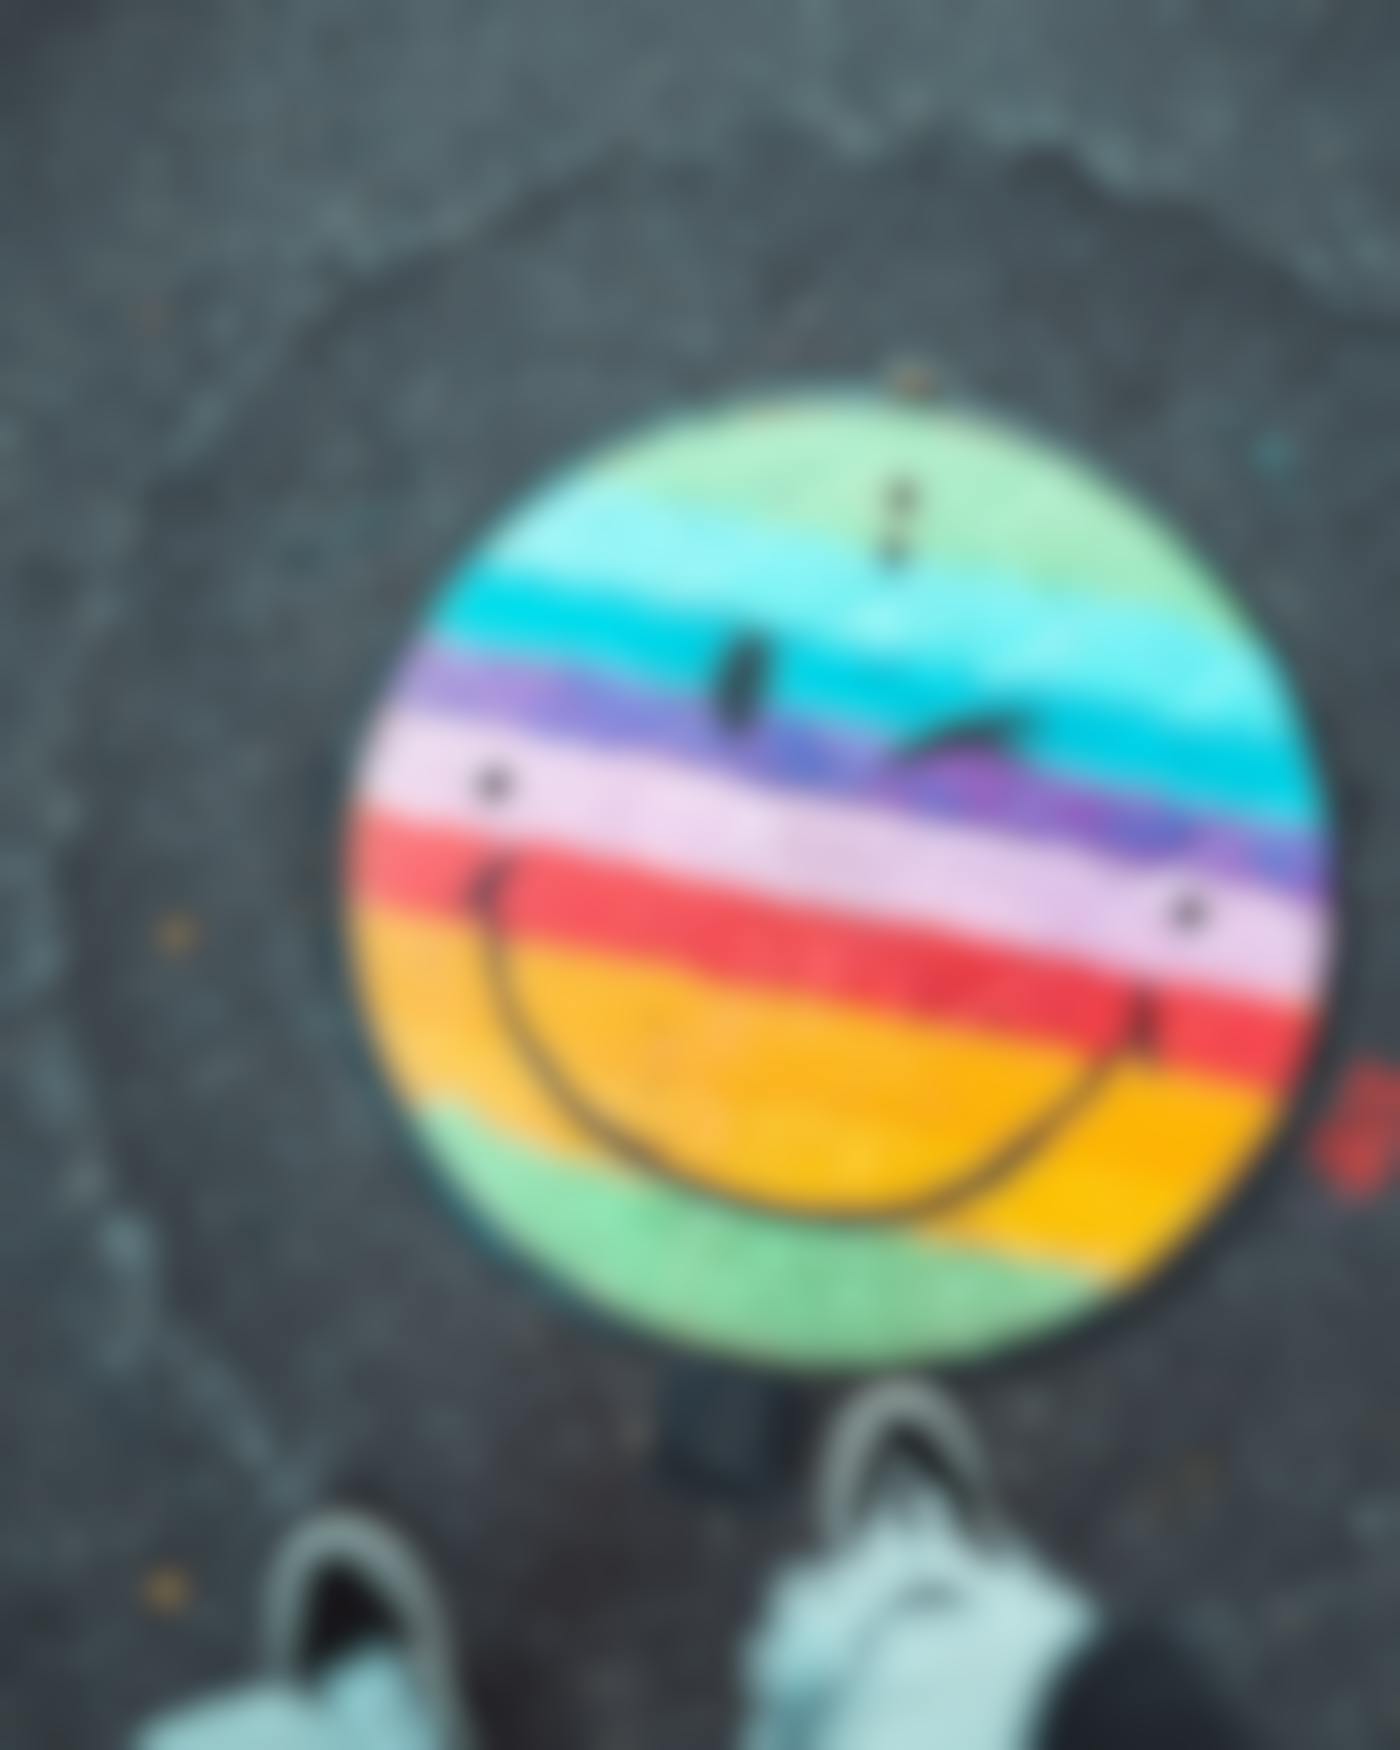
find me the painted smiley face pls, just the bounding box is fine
[347,392,1337,1368]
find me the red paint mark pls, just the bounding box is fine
[1310,1058,1400,1203]
[349,807,1311,1085]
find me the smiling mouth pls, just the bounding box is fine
[468,854,1155,1227]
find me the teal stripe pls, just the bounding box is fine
[429,566,1326,828]
[474,479,1281,718]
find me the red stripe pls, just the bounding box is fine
[349,808,1313,1089]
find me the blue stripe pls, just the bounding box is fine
[396,646,1329,897]
[429,565,1326,828]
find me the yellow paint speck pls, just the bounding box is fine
[141,1564,195,1617]
[883,356,940,402]
[153,913,201,959]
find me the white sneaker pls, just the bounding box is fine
[812,1377,1004,1546]
[262,1507,478,1750]
[745,1382,1098,1750]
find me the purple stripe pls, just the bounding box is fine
[390,644,1329,901]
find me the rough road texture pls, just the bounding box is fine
[4,5,1400,1747]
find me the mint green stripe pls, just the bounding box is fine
[481,477,1264,697]
[419,1103,1101,1370]
[592,393,1243,631]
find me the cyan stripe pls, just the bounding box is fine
[470,479,1284,724]
[429,566,1326,828]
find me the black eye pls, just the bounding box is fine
[474,763,515,804]
[710,632,772,732]
[892,711,1025,765]
[1169,890,1211,933]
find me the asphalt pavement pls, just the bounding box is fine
[4,5,1400,1746]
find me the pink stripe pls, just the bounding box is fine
[358,710,1332,1004]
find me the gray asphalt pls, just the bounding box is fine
[5,5,1400,1747]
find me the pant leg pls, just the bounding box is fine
[1042,1623,1257,1750]
[135,1682,337,1750]
[741,1509,1259,1750]
[740,1506,1097,1750]
[134,1649,442,1750]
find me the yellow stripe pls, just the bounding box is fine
[351,905,1275,1279]
[928,1067,1272,1281]
[352,905,1088,1204]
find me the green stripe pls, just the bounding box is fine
[419,1103,1102,1370]
[595,393,1243,634]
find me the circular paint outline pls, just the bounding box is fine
[343,388,1340,1371]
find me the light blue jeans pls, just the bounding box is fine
[138,1499,1093,1750]
[137,1649,442,1750]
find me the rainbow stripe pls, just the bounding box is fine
[431,561,1320,825]
[359,712,1325,1005]
[346,393,1336,1367]
[394,649,1327,896]
[353,814,1312,1088]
